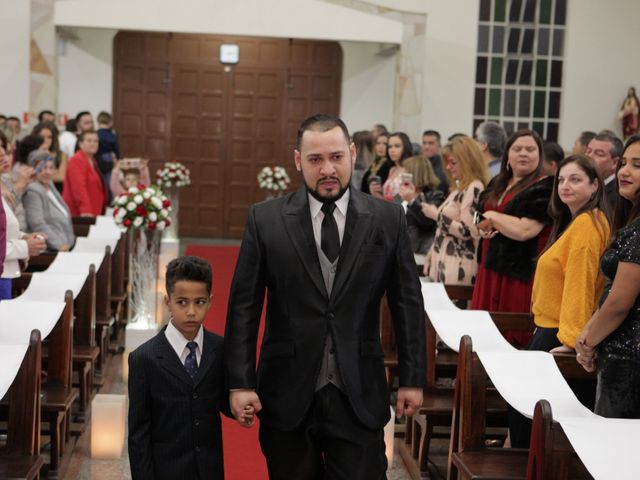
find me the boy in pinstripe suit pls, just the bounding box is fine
[128,256,253,479]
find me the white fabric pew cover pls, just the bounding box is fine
[0,344,29,399]
[0,300,66,343]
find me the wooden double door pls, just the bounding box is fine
[113,32,342,238]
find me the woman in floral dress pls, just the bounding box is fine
[423,136,488,285]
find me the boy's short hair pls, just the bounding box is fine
[166,256,212,295]
[97,110,113,124]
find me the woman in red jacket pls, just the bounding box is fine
[63,130,107,216]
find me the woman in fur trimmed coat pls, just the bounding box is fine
[471,130,553,348]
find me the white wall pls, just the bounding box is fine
[54,0,402,44]
[559,0,640,148]
[421,0,479,138]
[57,28,116,122]
[339,41,395,133]
[0,0,31,118]
[56,30,395,135]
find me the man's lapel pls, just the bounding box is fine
[331,189,372,300]
[283,186,329,300]
[155,328,193,387]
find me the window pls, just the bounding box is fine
[473,0,566,141]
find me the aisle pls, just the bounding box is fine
[185,245,268,480]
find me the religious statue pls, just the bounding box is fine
[619,86,640,139]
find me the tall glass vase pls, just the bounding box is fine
[127,228,161,329]
[164,186,179,240]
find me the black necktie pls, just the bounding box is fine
[321,202,340,262]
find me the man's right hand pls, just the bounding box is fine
[230,389,262,428]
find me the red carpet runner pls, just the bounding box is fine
[184,245,268,480]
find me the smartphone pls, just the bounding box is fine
[399,172,413,185]
[368,175,382,185]
[473,211,486,225]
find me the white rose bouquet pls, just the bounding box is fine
[113,185,172,231]
[156,161,191,188]
[257,166,290,192]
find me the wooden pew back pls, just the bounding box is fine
[7,330,42,456]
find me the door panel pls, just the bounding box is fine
[114,32,342,238]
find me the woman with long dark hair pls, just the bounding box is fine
[471,129,553,347]
[382,132,412,201]
[576,135,640,418]
[362,132,389,195]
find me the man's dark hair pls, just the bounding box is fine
[422,129,441,143]
[0,114,7,121]
[475,121,507,158]
[577,130,596,147]
[38,110,55,122]
[15,134,44,164]
[373,123,387,133]
[594,130,623,159]
[296,114,350,150]
[166,256,212,295]
[7,116,20,123]
[543,141,564,164]
[75,110,92,124]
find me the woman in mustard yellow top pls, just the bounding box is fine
[509,154,610,447]
[531,155,610,351]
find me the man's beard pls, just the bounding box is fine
[305,176,350,204]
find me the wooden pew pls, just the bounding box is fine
[527,400,591,480]
[41,291,78,477]
[448,337,596,480]
[71,216,96,237]
[109,232,128,351]
[410,311,530,474]
[448,335,527,480]
[94,246,113,373]
[0,330,44,480]
[72,264,99,415]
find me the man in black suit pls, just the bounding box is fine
[225,114,425,479]
[128,256,247,480]
[586,131,623,212]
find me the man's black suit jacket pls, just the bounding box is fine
[225,186,426,431]
[128,327,229,480]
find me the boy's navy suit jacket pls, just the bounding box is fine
[128,326,230,480]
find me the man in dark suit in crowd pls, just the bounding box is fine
[586,130,623,212]
[422,129,449,195]
[128,256,248,480]
[225,114,425,479]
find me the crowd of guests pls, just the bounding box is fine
[357,122,640,425]
[1,109,638,426]
[0,109,150,301]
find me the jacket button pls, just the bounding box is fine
[330,348,336,355]
[195,447,201,453]
[328,373,334,380]
[193,393,199,400]
[328,313,335,320]
[194,419,200,427]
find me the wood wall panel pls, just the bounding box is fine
[114,32,342,238]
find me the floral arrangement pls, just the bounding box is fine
[113,184,172,230]
[156,161,191,188]
[257,166,290,192]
